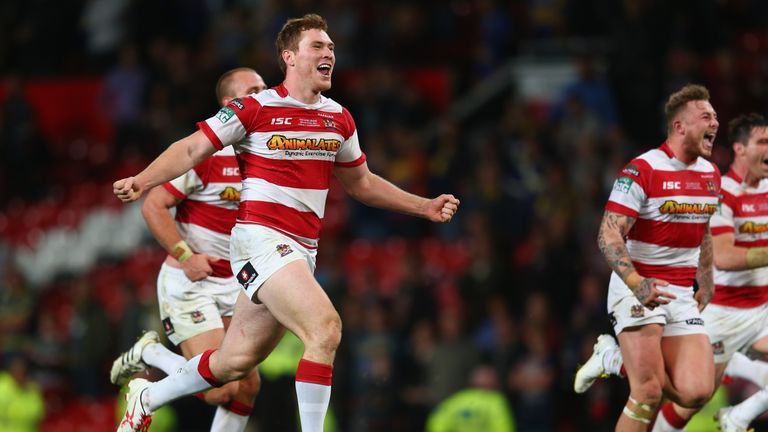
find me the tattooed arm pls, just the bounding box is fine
[695,224,714,311]
[597,210,675,308]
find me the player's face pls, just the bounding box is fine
[681,100,719,158]
[230,71,267,98]
[294,29,335,92]
[743,126,768,180]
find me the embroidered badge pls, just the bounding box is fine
[276,244,294,257]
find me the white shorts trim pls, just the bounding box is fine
[157,263,241,345]
[607,272,706,337]
[229,224,316,300]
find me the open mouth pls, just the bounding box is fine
[703,132,716,147]
[317,64,332,77]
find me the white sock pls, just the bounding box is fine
[210,405,250,432]
[142,342,186,375]
[725,352,768,386]
[602,346,624,376]
[728,387,768,428]
[296,381,331,432]
[145,352,216,412]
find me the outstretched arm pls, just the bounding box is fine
[597,210,676,308]
[333,162,459,222]
[142,187,219,281]
[113,130,217,202]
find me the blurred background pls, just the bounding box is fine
[1,0,767,431]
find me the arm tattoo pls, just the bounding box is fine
[597,211,637,281]
[635,278,655,304]
[697,225,714,304]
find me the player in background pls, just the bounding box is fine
[110,67,276,432]
[575,113,768,432]
[584,84,720,431]
[113,14,460,432]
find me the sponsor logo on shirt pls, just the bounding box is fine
[216,107,236,123]
[739,221,768,234]
[614,176,634,193]
[622,164,640,177]
[658,201,718,215]
[267,135,341,152]
[219,186,240,202]
[231,98,245,110]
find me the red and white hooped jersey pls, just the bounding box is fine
[196,84,366,249]
[605,142,721,287]
[163,146,241,277]
[710,169,768,307]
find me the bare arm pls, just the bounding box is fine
[597,210,675,307]
[695,225,714,310]
[141,186,219,281]
[333,162,459,222]
[114,130,217,202]
[712,231,768,271]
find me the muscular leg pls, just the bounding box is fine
[245,260,341,432]
[718,336,768,428]
[659,333,715,408]
[616,324,665,431]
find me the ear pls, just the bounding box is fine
[282,49,295,68]
[672,118,685,136]
[733,142,746,156]
[220,96,232,107]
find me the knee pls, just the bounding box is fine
[219,353,258,382]
[631,379,664,406]
[306,311,342,354]
[676,388,713,409]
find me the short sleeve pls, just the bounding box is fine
[711,189,735,236]
[197,97,261,150]
[605,159,652,217]
[334,107,366,167]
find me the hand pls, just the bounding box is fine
[694,287,712,312]
[632,277,676,310]
[425,194,460,223]
[113,177,143,203]
[181,254,220,282]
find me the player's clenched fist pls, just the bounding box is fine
[113,177,144,203]
[426,194,460,223]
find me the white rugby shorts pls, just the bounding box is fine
[607,272,706,337]
[702,302,768,364]
[157,263,240,345]
[229,224,316,300]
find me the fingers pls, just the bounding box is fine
[438,194,460,222]
[113,177,137,202]
[654,278,670,286]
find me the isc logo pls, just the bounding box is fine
[222,167,239,176]
[271,117,293,125]
[662,181,681,190]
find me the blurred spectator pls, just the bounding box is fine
[68,276,110,397]
[0,262,35,358]
[0,353,44,432]
[427,307,480,404]
[426,363,516,432]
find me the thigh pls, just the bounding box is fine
[179,328,226,359]
[216,291,286,364]
[617,324,666,387]
[256,259,336,344]
[661,333,714,392]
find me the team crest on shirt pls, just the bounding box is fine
[705,180,718,195]
[216,106,236,123]
[276,244,294,257]
[630,304,645,318]
[322,118,337,129]
[191,310,206,324]
[712,341,725,355]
